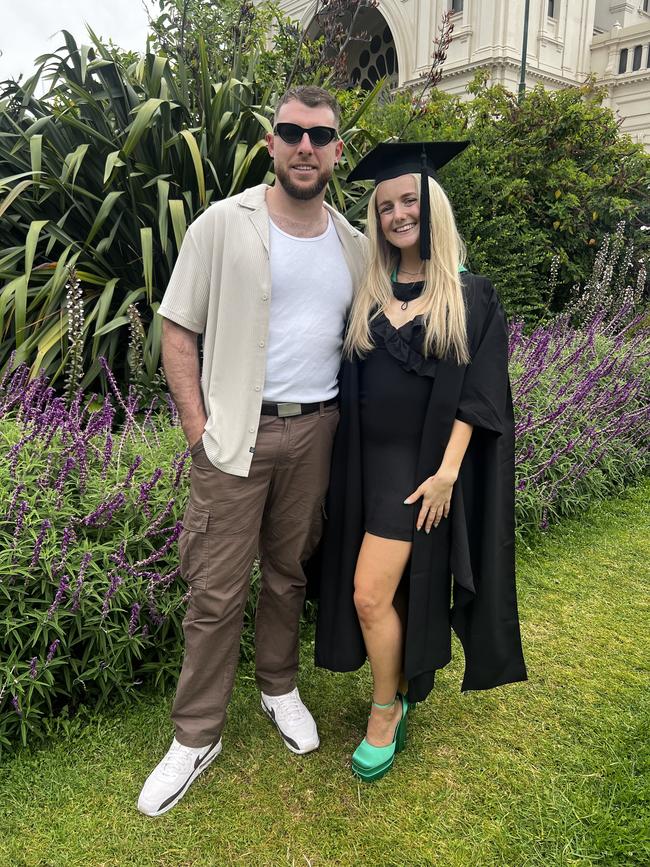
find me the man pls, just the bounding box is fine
[138,86,367,816]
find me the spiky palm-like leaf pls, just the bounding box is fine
[0,30,379,391]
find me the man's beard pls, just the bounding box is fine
[275,164,332,200]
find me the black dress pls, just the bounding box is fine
[311,273,527,702]
[360,286,436,542]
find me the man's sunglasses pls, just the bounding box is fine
[273,123,338,148]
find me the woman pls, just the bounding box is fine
[313,142,527,782]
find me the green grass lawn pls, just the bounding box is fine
[1,482,648,867]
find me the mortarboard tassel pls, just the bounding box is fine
[419,149,431,260]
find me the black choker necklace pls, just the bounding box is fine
[391,274,425,310]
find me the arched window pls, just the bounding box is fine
[309,6,399,91]
[618,48,628,74]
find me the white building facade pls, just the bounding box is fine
[270,0,650,149]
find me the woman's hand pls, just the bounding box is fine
[404,467,458,533]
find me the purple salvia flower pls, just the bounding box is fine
[47,575,70,619]
[141,624,150,638]
[146,499,176,536]
[54,456,76,493]
[12,500,29,549]
[11,696,22,717]
[147,603,165,627]
[29,657,38,679]
[5,483,25,519]
[134,521,183,568]
[101,572,124,619]
[82,493,126,527]
[57,525,77,566]
[30,519,52,566]
[128,603,141,637]
[69,552,91,612]
[164,393,179,425]
[101,433,113,479]
[46,639,61,664]
[70,576,84,612]
[172,450,191,488]
[137,468,163,512]
[123,455,143,489]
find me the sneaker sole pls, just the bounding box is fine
[137,739,222,817]
[260,700,320,755]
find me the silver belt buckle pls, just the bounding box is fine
[277,402,302,417]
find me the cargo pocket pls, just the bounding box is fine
[179,502,209,591]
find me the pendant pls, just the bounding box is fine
[400,300,408,310]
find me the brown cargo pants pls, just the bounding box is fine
[171,404,339,747]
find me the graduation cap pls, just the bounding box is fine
[346,141,470,260]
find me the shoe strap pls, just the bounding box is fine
[372,697,397,709]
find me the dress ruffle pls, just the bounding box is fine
[370,313,438,378]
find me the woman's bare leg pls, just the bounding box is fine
[353,532,412,747]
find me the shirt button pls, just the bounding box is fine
[261,294,268,301]
[249,427,255,433]
[254,385,261,391]
[259,341,265,348]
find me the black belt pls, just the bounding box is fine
[260,397,338,417]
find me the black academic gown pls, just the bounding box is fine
[312,274,527,702]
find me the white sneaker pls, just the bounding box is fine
[260,687,319,755]
[137,737,222,817]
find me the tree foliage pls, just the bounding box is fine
[354,75,650,319]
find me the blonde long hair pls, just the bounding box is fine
[344,173,470,365]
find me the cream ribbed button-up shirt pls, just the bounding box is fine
[158,184,368,477]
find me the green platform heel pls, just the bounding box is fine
[351,693,409,782]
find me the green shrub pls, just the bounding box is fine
[0,368,262,751]
[349,77,650,320]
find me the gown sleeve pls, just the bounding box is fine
[455,279,509,436]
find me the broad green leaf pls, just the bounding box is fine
[0,171,39,190]
[0,277,22,338]
[103,150,126,185]
[85,191,123,247]
[30,135,43,192]
[179,129,206,207]
[61,144,90,186]
[0,180,31,219]
[157,178,169,250]
[12,276,28,348]
[229,140,267,196]
[95,211,124,255]
[91,278,118,356]
[80,44,91,83]
[168,199,187,250]
[114,287,146,317]
[145,301,162,378]
[122,98,165,158]
[251,112,273,135]
[150,55,167,98]
[24,219,49,279]
[93,315,129,338]
[30,315,66,377]
[141,227,153,303]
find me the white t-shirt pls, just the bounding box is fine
[264,215,353,402]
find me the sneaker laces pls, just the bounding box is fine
[274,693,306,725]
[160,743,196,779]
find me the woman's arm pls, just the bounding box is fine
[404,419,473,533]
